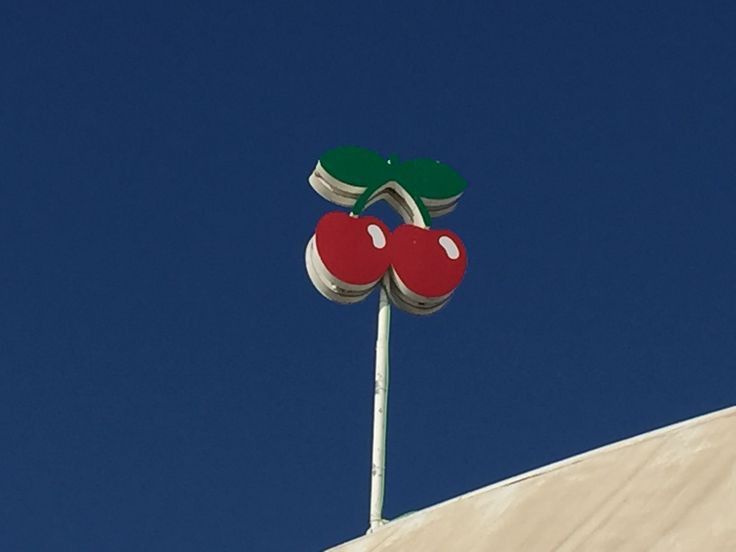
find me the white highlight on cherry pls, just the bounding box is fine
[439,235,460,260]
[367,224,387,249]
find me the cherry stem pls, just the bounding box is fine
[351,182,432,228]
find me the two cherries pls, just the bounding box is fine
[306,211,467,314]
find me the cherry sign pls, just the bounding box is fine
[305,146,468,315]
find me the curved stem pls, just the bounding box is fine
[350,182,381,218]
[351,181,432,228]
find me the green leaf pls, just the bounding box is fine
[396,159,467,200]
[319,146,391,189]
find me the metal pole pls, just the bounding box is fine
[369,285,391,532]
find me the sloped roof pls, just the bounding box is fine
[327,406,736,551]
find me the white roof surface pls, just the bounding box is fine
[327,405,736,551]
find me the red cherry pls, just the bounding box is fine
[313,211,392,287]
[390,224,467,299]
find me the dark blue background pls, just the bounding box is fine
[2,2,734,550]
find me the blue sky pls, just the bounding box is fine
[1,2,735,550]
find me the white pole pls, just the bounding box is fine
[369,285,391,532]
